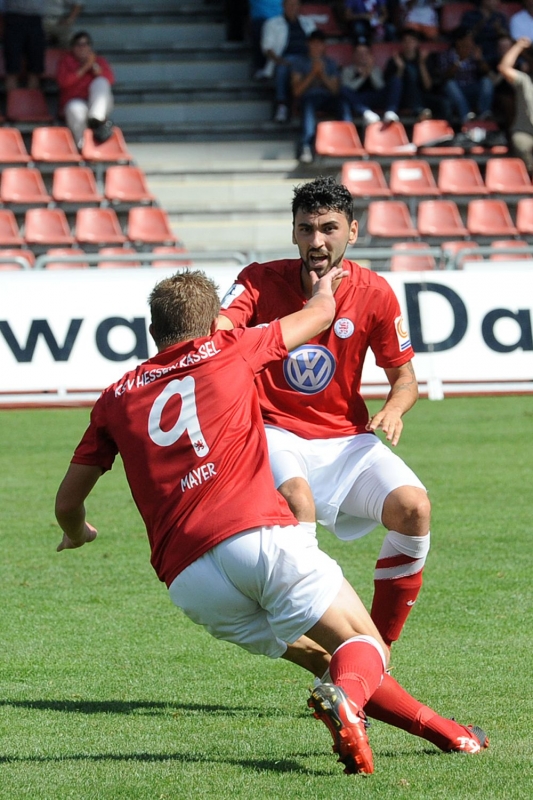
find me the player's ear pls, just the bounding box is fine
[149,323,155,342]
[210,319,218,335]
[348,220,358,245]
[291,226,297,245]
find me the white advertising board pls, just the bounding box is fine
[1,267,532,404]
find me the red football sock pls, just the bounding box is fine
[370,569,424,646]
[329,636,385,708]
[365,672,466,750]
[370,531,429,646]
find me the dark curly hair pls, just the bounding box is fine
[292,176,354,224]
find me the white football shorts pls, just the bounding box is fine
[168,524,343,659]
[265,427,426,541]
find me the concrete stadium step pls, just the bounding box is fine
[127,141,299,175]
[147,175,305,214]
[169,210,294,256]
[112,59,249,86]
[81,22,227,51]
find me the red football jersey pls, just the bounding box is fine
[219,259,414,439]
[72,324,297,586]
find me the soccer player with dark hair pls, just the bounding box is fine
[55,268,487,775]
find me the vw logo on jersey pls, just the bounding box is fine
[283,345,336,394]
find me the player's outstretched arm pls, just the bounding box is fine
[280,266,348,352]
[365,361,419,446]
[55,463,102,551]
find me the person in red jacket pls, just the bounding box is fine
[56,30,115,147]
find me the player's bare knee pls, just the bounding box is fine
[383,486,431,535]
[278,477,315,521]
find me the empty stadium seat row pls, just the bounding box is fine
[0,207,177,248]
[0,165,154,206]
[389,240,533,272]
[0,126,132,165]
[342,158,533,198]
[0,246,190,270]
[315,120,507,159]
[366,199,533,240]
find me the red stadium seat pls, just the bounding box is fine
[315,121,366,157]
[0,167,52,205]
[417,200,469,238]
[485,158,533,195]
[412,119,464,157]
[6,88,53,122]
[389,159,440,196]
[441,240,483,269]
[516,198,533,235]
[97,247,142,268]
[0,210,25,246]
[438,158,488,196]
[390,242,437,272]
[104,166,155,205]
[127,207,176,245]
[489,240,533,260]
[0,248,35,270]
[81,127,132,163]
[151,245,192,268]
[325,42,353,68]
[341,160,391,197]
[0,127,32,164]
[52,166,103,204]
[75,208,127,245]
[24,208,75,246]
[367,200,418,238]
[363,121,416,157]
[466,199,518,237]
[44,248,91,269]
[31,126,82,164]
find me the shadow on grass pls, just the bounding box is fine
[0,698,309,718]
[0,750,332,776]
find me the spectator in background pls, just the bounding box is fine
[383,28,450,120]
[492,33,517,139]
[340,39,392,123]
[259,0,316,121]
[43,0,83,49]
[4,0,46,91]
[438,26,494,123]
[291,30,345,163]
[460,0,509,71]
[336,0,396,44]
[510,0,533,40]
[396,0,439,41]
[498,35,533,173]
[249,0,283,75]
[57,30,115,148]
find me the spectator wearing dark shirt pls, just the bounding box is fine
[291,30,346,162]
[340,40,393,123]
[460,0,509,70]
[4,0,46,91]
[259,0,316,121]
[438,26,494,123]
[383,29,451,121]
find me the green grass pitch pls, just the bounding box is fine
[0,396,531,799]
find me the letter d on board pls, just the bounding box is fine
[404,282,468,352]
[96,317,149,361]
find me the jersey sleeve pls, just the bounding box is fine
[71,392,118,472]
[225,322,288,374]
[218,263,261,327]
[369,281,415,369]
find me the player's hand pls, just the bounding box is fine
[309,266,349,294]
[366,409,404,446]
[57,522,98,552]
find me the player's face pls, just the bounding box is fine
[292,208,358,278]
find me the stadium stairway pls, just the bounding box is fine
[77,0,298,144]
